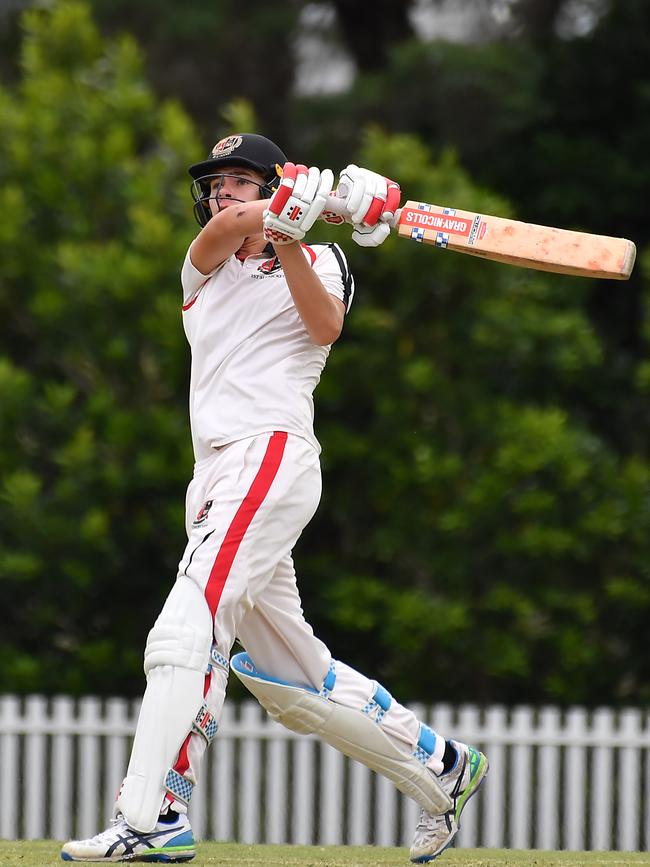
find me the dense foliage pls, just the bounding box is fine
[0,3,200,692]
[1,1,649,705]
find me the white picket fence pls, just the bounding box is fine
[1,696,649,851]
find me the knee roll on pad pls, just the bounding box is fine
[144,618,212,675]
[230,653,451,813]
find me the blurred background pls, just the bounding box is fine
[1,0,649,710]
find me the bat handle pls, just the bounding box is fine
[324,193,401,228]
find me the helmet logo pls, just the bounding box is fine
[211,135,243,158]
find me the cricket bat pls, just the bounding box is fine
[325,196,636,280]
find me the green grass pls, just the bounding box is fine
[1,843,650,867]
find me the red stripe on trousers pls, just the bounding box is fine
[204,430,288,617]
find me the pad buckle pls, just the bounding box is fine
[192,702,218,744]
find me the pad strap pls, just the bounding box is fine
[319,660,337,698]
[164,769,194,806]
[413,723,437,764]
[209,644,230,673]
[192,702,218,744]
[363,683,392,722]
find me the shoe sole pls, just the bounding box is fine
[410,752,489,863]
[61,850,195,863]
[139,855,195,863]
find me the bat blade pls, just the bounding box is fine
[397,201,636,280]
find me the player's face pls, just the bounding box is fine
[207,166,266,216]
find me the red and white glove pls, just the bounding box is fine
[335,164,401,247]
[263,162,334,245]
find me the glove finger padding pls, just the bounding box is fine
[382,181,401,223]
[362,177,389,226]
[291,164,310,200]
[301,165,321,205]
[267,162,298,217]
[300,167,334,233]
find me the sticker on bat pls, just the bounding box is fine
[401,206,473,237]
[467,215,484,246]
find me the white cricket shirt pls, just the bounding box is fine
[181,242,354,461]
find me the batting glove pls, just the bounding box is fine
[336,164,401,247]
[263,162,334,245]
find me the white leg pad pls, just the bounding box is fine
[231,653,452,813]
[116,599,213,833]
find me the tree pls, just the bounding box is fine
[84,0,300,141]
[0,1,201,693]
[330,0,416,71]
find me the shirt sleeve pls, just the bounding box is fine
[311,243,355,313]
[181,242,224,307]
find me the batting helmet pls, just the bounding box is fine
[189,133,288,227]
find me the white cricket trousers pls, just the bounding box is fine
[159,431,445,801]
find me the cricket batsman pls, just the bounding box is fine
[61,133,488,864]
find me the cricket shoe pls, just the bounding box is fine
[410,740,488,863]
[60,810,195,862]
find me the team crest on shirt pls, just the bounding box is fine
[258,256,282,275]
[193,499,213,526]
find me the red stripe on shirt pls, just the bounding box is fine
[204,431,288,618]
